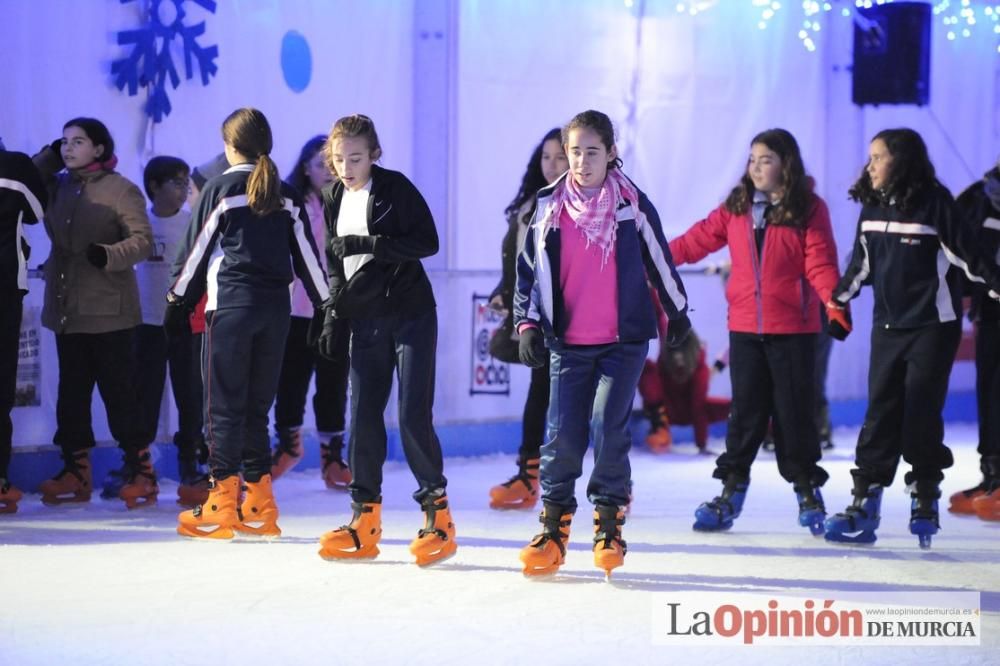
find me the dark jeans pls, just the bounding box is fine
[976,321,1000,482]
[518,358,550,461]
[540,340,648,511]
[348,308,446,504]
[715,332,827,486]
[203,306,290,483]
[134,323,201,458]
[0,293,21,478]
[53,328,146,454]
[274,315,349,435]
[853,321,961,487]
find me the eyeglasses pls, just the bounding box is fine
[168,177,191,190]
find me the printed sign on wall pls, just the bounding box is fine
[470,293,509,395]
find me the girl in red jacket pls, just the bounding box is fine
[669,128,842,535]
[638,320,730,454]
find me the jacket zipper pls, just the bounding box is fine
[748,218,764,335]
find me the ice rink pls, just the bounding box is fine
[2,423,997,665]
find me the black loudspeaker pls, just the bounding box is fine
[852,2,931,106]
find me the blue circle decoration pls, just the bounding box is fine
[281,31,312,93]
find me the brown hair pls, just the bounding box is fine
[221,108,282,215]
[848,128,939,215]
[323,114,382,177]
[562,110,623,170]
[724,128,812,228]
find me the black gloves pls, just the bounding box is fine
[316,307,345,361]
[518,327,547,368]
[826,301,852,341]
[329,235,376,259]
[86,243,108,269]
[665,313,692,348]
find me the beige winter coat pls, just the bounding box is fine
[41,167,152,334]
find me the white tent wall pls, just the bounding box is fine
[1,0,997,448]
[2,0,417,446]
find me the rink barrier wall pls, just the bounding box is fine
[6,390,978,492]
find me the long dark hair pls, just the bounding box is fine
[222,107,282,215]
[849,128,938,214]
[63,117,115,163]
[286,134,327,196]
[724,128,812,227]
[505,128,561,219]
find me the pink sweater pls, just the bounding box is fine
[559,208,619,344]
[291,193,329,317]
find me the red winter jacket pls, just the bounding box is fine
[669,194,840,334]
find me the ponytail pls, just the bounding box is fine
[246,154,282,215]
[221,107,283,216]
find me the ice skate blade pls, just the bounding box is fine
[234,523,282,540]
[522,566,561,579]
[416,548,457,567]
[177,523,236,540]
[41,493,91,506]
[319,545,380,561]
[412,541,458,567]
[692,522,733,533]
[122,495,158,510]
[974,507,1000,521]
[489,500,537,511]
[800,517,826,536]
[824,530,877,545]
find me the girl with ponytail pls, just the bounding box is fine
[168,107,329,541]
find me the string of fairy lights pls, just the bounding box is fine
[655,0,1000,53]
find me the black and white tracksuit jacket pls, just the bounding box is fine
[956,172,1000,324]
[321,164,438,320]
[170,164,327,311]
[833,183,1000,328]
[0,150,47,295]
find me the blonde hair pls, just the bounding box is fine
[323,114,382,176]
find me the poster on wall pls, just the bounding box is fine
[16,305,41,407]
[470,293,509,396]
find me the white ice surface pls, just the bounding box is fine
[1,423,998,666]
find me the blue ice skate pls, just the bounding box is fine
[693,476,748,532]
[795,484,826,536]
[100,464,130,500]
[909,484,940,550]
[825,482,882,544]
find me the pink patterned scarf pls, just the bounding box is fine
[544,168,638,268]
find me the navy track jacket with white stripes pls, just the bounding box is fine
[0,150,47,294]
[833,183,1000,329]
[169,164,327,312]
[956,171,1000,324]
[513,172,689,343]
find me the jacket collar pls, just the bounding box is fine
[224,163,254,174]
